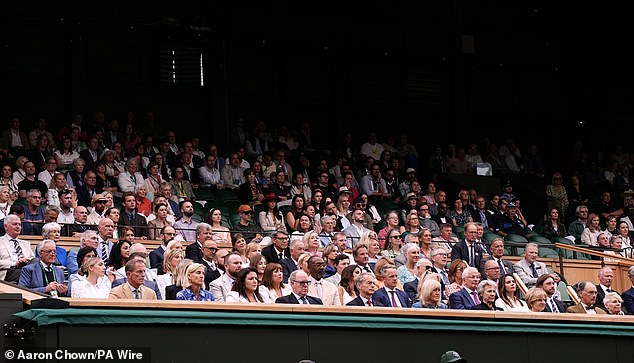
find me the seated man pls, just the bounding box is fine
[111,251,161,299]
[209,252,242,302]
[372,264,411,307]
[109,259,157,300]
[0,214,35,282]
[566,281,606,314]
[18,239,67,297]
[346,272,383,306]
[448,266,481,309]
[513,243,548,288]
[276,270,323,305]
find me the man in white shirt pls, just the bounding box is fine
[56,189,75,225]
[342,208,371,248]
[198,154,223,190]
[0,214,35,282]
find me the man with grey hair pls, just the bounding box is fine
[0,214,35,282]
[66,230,99,274]
[275,270,323,305]
[281,236,305,282]
[318,214,336,247]
[19,239,67,296]
[595,266,617,312]
[567,281,606,314]
[346,272,383,306]
[513,242,547,288]
[185,222,213,263]
[262,229,290,263]
[449,266,481,309]
[372,264,411,307]
[622,266,634,314]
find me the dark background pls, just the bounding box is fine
[2,1,632,171]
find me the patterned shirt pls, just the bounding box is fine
[176,287,215,301]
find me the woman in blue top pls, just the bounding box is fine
[412,277,447,309]
[176,263,215,301]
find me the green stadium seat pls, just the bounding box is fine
[538,247,559,258]
[529,235,552,245]
[504,234,528,243]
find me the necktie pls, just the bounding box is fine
[11,238,24,258]
[549,298,559,313]
[469,244,475,266]
[497,259,506,274]
[300,296,308,305]
[441,270,449,285]
[367,299,373,307]
[101,242,109,265]
[45,266,55,283]
[606,288,613,293]
[471,291,480,304]
[133,289,140,299]
[530,263,538,278]
[278,252,283,260]
[389,290,398,307]
[364,266,372,273]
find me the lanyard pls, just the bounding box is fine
[41,265,56,284]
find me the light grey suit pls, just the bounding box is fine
[513,259,548,288]
[208,273,235,302]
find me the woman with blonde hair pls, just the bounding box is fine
[581,213,603,246]
[176,263,214,301]
[303,230,321,257]
[246,241,262,262]
[71,257,112,298]
[249,254,267,283]
[412,278,446,309]
[165,259,193,300]
[156,248,184,300]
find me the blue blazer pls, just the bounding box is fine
[19,261,66,294]
[372,287,412,308]
[280,258,297,283]
[149,247,165,274]
[449,288,477,310]
[622,287,634,314]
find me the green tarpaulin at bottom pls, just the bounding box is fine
[14,308,634,337]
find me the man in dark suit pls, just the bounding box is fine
[185,223,213,263]
[372,265,411,307]
[451,222,485,268]
[622,266,634,314]
[119,192,150,239]
[149,226,177,274]
[567,281,607,314]
[536,274,567,313]
[449,266,481,309]
[200,239,221,288]
[280,237,305,282]
[79,137,100,172]
[275,270,323,305]
[261,230,290,264]
[347,272,384,307]
[18,240,67,296]
[479,238,513,277]
[595,266,618,312]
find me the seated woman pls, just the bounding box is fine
[67,246,98,295]
[156,248,184,300]
[322,244,340,278]
[170,166,196,202]
[238,168,264,207]
[541,207,568,239]
[603,291,625,315]
[245,241,262,262]
[396,243,421,286]
[232,233,248,264]
[495,274,529,311]
[226,267,266,303]
[176,263,215,301]
[381,228,403,260]
[412,278,447,309]
[525,287,547,313]
[470,280,501,311]
[135,184,152,217]
[303,230,321,257]
[258,263,292,303]
[359,231,381,263]
[108,238,132,274]
[338,264,362,305]
[258,193,285,233]
[165,259,193,300]
[445,259,468,298]
[148,195,176,224]
[71,257,112,298]
[207,208,232,245]
[147,203,173,240]
[580,213,602,246]
[249,254,267,284]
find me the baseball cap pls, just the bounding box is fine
[440,350,467,363]
[506,201,517,208]
[406,167,416,174]
[91,194,108,204]
[238,204,253,213]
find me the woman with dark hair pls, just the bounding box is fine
[381,228,403,259]
[238,168,264,206]
[208,207,231,245]
[226,267,265,303]
[252,160,269,190]
[541,207,567,239]
[170,165,196,202]
[108,239,131,271]
[311,188,325,217]
[258,193,285,233]
[249,253,267,283]
[232,233,248,264]
[495,274,529,311]
[94,160,118,193]
[285,194,305,232]
[259,262,292,302]
[147,202,172,239]
[295,214,313,234]
[338,264,362,305]
[290,171,312,203]
[54,135,80,173]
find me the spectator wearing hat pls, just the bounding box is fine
[233,204,263,242]
[259,193,285,233]
[400,192,419,224]
[398,167,417,198]
[494,201,530,238]
[87,194,109,225]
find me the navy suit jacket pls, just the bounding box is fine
[280,257,297,283]
[185,241,203,263]
[275,294,323,305]
[451,240,485,268]
[18,261,66,295]
[403,278,419,303]
[449,287,477,310]
[543,297,568,313]
[372,287,411,307]
[149,247,165,275]
[167,200,183,220]
[112,278,162,300]
[622,287,634,314]
[346,296,385,306]
[262,244,291,264]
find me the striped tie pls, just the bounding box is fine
[11,239,24,258]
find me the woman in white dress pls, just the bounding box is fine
[494,274,529,312]
[71,257,112,298]
[156,248,184,300]
[258,263,292,303]
[338,265,362,305]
